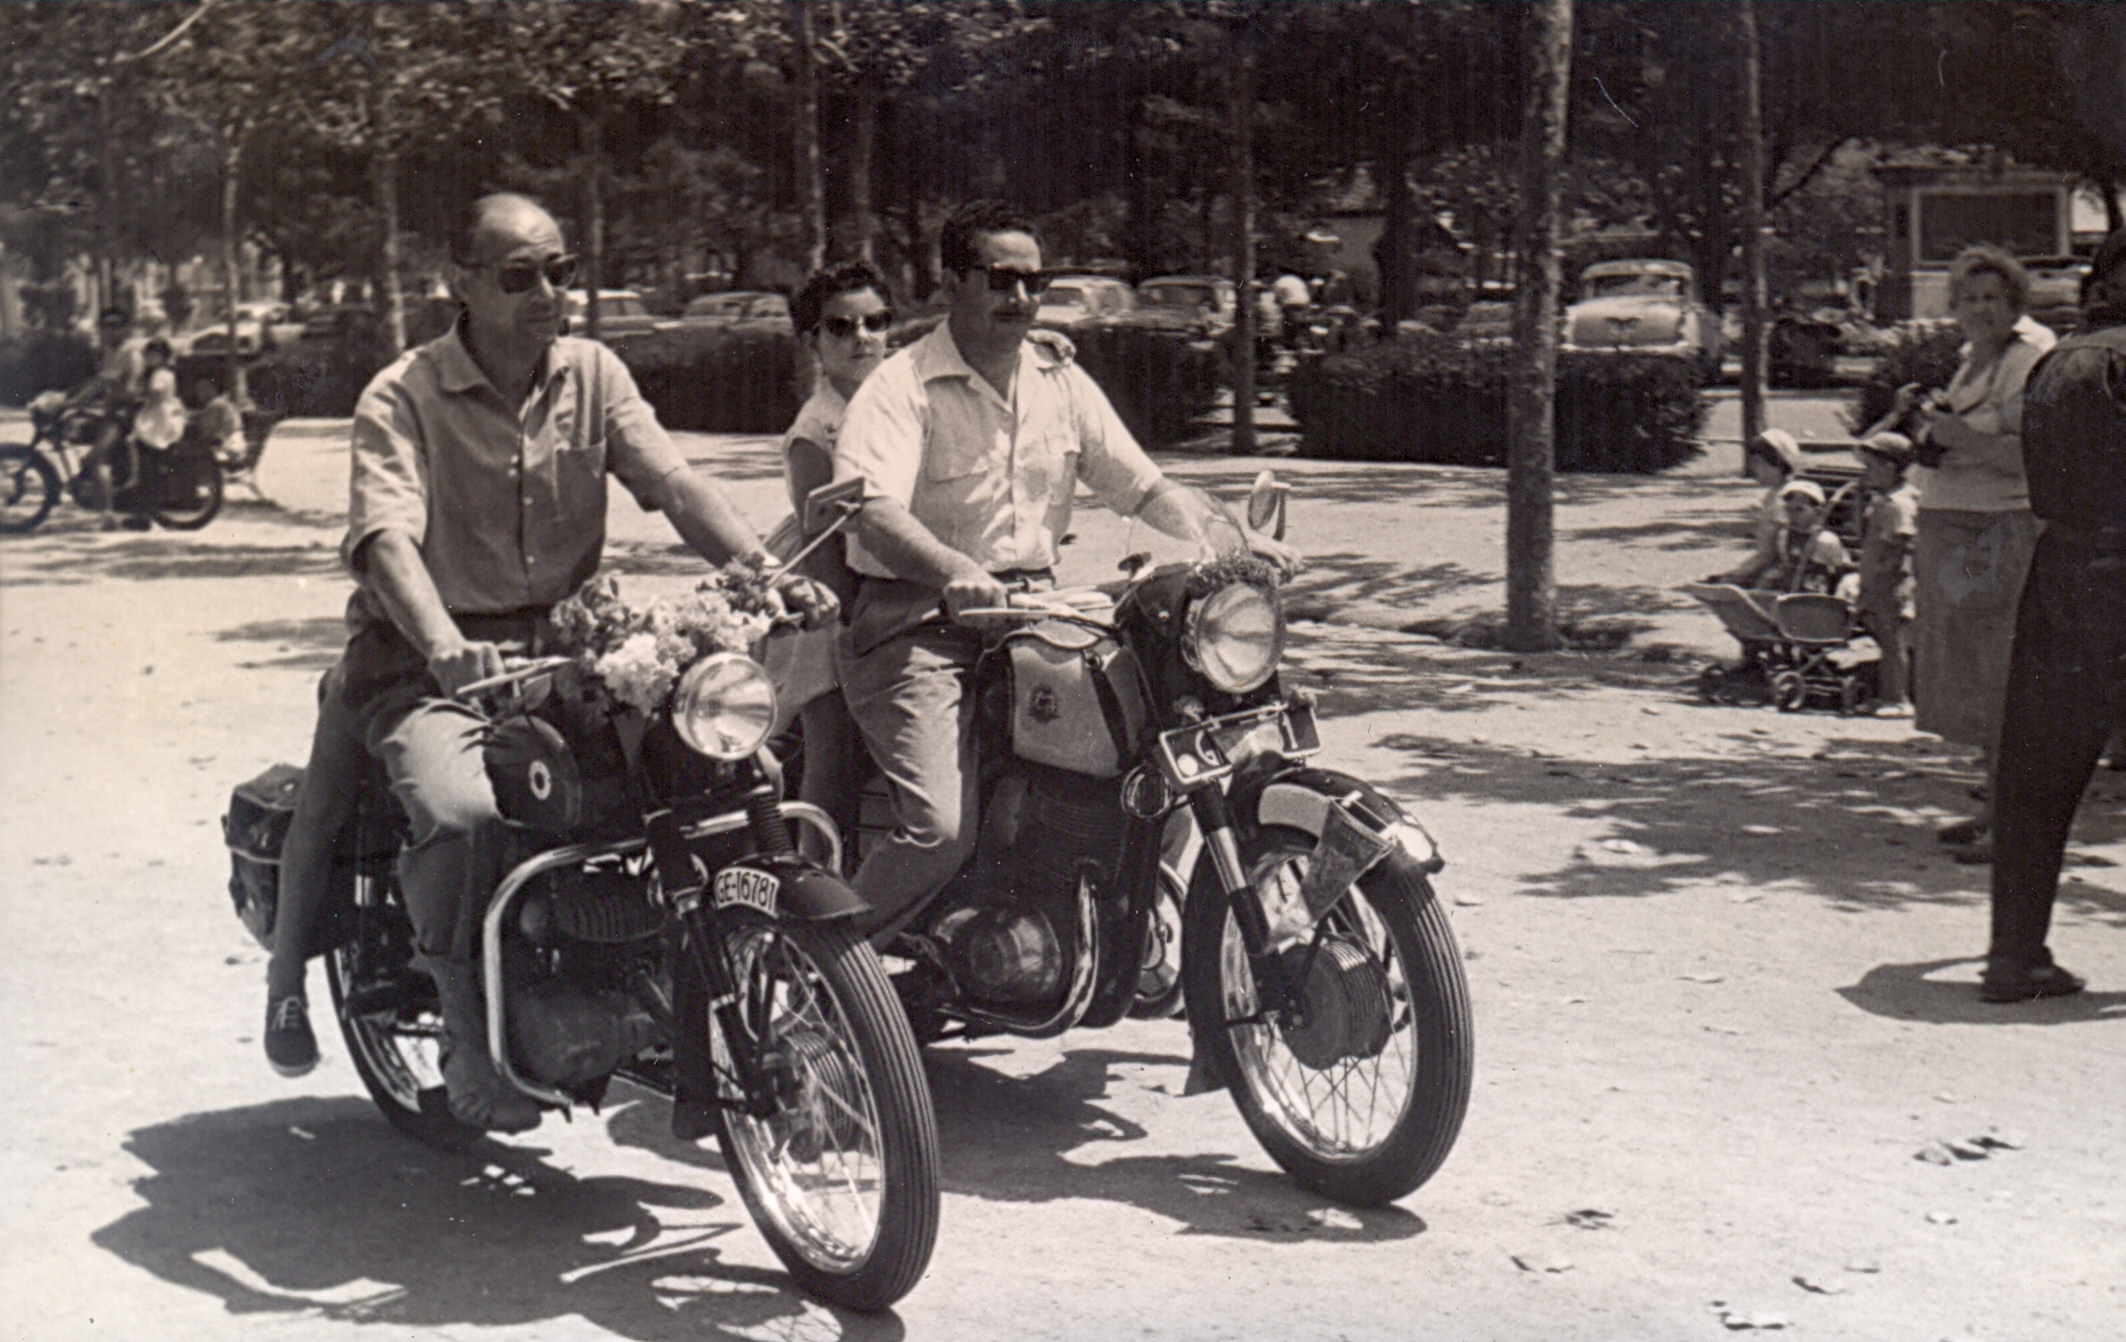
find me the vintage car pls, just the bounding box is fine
[563,289,660,338]
[1561,259,1723,382]
[669,290,792,335]
[1034,275,1137,333]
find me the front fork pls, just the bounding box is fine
[1189,786,1299,1010]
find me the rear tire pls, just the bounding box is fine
[148,451,224,530]
[709,913,939,1312]
[1183,824,1472,1206]
[0,445,60,535]
[324,871,483,1152]
[1772,670,1807,712]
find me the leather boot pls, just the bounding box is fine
[420,955,542,1133]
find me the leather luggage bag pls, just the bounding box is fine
[1004,619,1149,778]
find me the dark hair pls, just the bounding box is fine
[792,260,889,337]
[938,199,1039,276]
[450,192,552,266]
[143,336,172,361]
[98,306,131,328]
[1947,245,2030,312]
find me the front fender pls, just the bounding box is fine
[709,855,869,923]
[1227,764,1444,875]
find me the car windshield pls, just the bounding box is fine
[1588,273,1683,299]
[1143,284,1217,310]
[1044,286,1089,309]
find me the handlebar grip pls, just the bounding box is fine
[453,655,575,699]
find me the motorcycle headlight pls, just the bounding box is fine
[671,652,778,760]
[1183,581,1284,693]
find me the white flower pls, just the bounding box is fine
[592,632,677,714]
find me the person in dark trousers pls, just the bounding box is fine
[1981,227,2126,1003]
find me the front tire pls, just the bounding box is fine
[1183,824,1472,1206]
[0,445,60,534]
[324,873,483,1152]
[709,913,939,1312]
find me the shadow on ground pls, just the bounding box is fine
[1836,957,2126,1026]
[92,1096,901,1340]
[923,1044,1425,1243]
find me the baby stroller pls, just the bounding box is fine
[1684,481,1881,713]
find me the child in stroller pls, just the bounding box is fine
[1687,476,1881,712]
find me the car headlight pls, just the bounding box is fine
[1183,581,1284,693]
[671,652,778,760]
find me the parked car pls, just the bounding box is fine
[1561,258,1723,383]
[187,300,293,358]
[667,290,792,335]
[563,289,659,338]
[1768,314,1841,388]
[1129,275,1239,337]
[2020,255,2090,335]
[1034,275,1136,333]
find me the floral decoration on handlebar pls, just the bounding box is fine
[549,565,778,714]
[1185,549,1284,597]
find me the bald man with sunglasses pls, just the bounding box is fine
[285,193,830,1130]
[830,198,1296,943]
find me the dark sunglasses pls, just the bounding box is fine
[471,254,580,295]
[969,265,1053,296]
[820,310,895,339]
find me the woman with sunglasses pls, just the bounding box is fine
[767,261,895,850]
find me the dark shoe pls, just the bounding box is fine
[1937,818,1988,846]
[265,994,318,1078]
[1951,841,1995,865]
[1979,962,2086,1004]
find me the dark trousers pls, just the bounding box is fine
[1988,530,2126,968]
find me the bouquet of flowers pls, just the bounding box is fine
[550,563,779,714]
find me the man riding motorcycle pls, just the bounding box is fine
[262,192,832,1131]
[829,198,1297,943]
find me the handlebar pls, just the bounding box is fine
[952,587,1112,623]
[454,655,575,700]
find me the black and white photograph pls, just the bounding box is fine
[2,2,2122,1338]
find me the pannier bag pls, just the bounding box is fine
[222,762,303,950]
[1004,620,1149,778]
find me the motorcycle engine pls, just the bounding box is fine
[935,764,1125,1009]
[505,861,668,1091]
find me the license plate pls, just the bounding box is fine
[1154,701,1319,789]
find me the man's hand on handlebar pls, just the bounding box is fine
[943,567,1012,625]
[767,571,840,630]
[1244,529,1305,580]
[428,639,507,698]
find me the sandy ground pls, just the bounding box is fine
[1,397,2122,1342]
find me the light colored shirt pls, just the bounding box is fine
[780,379,848,515]
[95,339,146,400]
[343,322,687,626]
[1859,482,1919,614]
[1912,324,2050,513]
[132,368,186,449]
[832,323,1163,579]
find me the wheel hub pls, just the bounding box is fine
[1275,940,1391,1068]
[762,1023,861,1160]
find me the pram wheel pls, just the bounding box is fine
[1772,670,1808,713]
[1695,665,1726,704]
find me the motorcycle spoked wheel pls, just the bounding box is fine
[707,910,939,1312]
[1182,824,1472,1207]
[324,895,484,1152]
[0,445,61,535]
[147,451,224,530]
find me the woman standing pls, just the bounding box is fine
[1905,247,2051,857]
[769,261,894,849]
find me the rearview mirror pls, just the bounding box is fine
[802,476,866,538]
[1246,469,1288,540]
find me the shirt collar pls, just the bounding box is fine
[435,313,567,397]
[913,321,1034,404]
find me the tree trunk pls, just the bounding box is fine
[2105,172,2124,234]
[847,82,879,266]
[1377,150,1413,326]
[1228,35,1256,457]
[581,108,604,342]
[1122,82,1154,281]
[374,136,407,358]
[219,135,246,403]
[1738,1,1768,446]
[790,0,827,274]
[1505,0,1571,654]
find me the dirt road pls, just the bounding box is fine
[1,408,2120,1341]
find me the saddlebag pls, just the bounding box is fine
[1003,620,1148,779]
[222,762,304,950]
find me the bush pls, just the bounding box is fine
[0,332,99,407]
[610,325,800,434]
[244,341,389,419]
[1847,321,1963,434]
[1286,337,1707,473]
[1074,323,1227,446]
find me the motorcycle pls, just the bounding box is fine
[1,391,224,534]
[809,472,1473,1207]
[222,523,939,1312]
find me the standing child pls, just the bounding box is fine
[1854,432,1921,717]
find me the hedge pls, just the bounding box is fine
[1286,336,1708,473]
[1073,323,1227,446]
[0,332,100,406]
[1846,321,1963,435]
[607,324,799,434]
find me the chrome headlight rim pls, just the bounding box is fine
[671,650,779,760]
[1182,580,1284,694]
